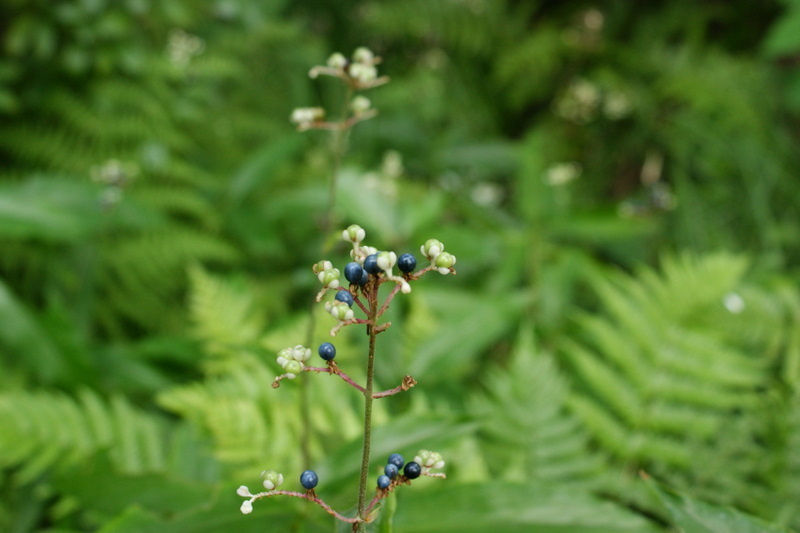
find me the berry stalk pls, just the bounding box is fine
[355,280,379,532]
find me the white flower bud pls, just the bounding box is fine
[349,63,377,83]
[290,107,324,126]
[326,300,355,321]
[313,260,333,274]
[434,252,456,274]
[327,52,347,69]
[240,500,253,514]
[343,224,366,244]
[421,238,444,260]
[284,360,303,374]
[376,251,397,271]
[318,268,341,288]
[261,470,284,490]
[353,46,374,64]
[351,96,371,115]
[237,485,253,497]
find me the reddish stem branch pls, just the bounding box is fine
[305,365,416,398]
[251,490,360,524]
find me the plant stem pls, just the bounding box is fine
[301,86,354,465]
[355,283,379,532]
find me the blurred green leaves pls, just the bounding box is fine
[1,1,800,532]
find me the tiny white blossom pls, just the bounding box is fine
[353,46,375,64]
[349,63,377,83]
[327,52,347,69]
[237,485,253,497]
[240,500,254,514]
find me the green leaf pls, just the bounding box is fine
[644,475,793,533]
[393,483,659,532]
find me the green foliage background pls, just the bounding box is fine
[2,0,800,531]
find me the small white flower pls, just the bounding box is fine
[261,470,284,490]
[351,96,372,115]
[349,63,377,83]
[434,252,456,274]
[353,46,375,64]
[326,300,355,321]
[723,292,745,314]
[290,107,325,129]
[421,239,444,260]
[343,224,366,244]
[237,485,253,497]
[376,251,397,271]
[240,500,254,514]
[318,268,341,289]
[327,52,347,69]
[544,162,582,187]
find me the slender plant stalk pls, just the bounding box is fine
[354,283,379,532]
[300,85,355,465]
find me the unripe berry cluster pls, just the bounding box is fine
[276,345,312,378]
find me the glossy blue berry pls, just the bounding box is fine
[377,475,391,489]
[403,461,421,480]
[318,342,336,361]
[358,268,368,285]
[344,262,365,284]
[335,290,354,307]
[387,453,404,469]
[384,463,398,479]
[397,253,416,273]
[300,470,318,489]
[364,254,381,274]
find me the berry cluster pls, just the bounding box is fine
[290,47,389,132]
[238,449,445,518]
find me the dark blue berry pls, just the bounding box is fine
[384,463,398,479]
[403,461,421,480]
[358,268,368,285]
[335,290,354,307]
[300,470,318,489]
[318,342,336,361]
[397,253,417,273]
[344,262,365,284]
[364,254,381,274]
[387,453,404,469]
[377,474,391,489]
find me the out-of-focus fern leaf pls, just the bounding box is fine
[158,360,367,478]
[187,265,264,372]
[0,389,168,483]
[471,328,604,486]
[563,253,788,512]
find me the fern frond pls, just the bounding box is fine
[563,253,786,510]
[472,328,604,486]
[99,227,239,332]
[0,389,168,483]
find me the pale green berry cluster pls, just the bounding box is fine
[314,260,341,289]
[276,345,312,378]
[325,299,354,321]
[420,238,457,275]
[261,469,284,490]
[414,450,446,471]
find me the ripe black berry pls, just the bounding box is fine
[335,290,354,307]
[387,453,404,469]
[364,254,381,274]
[403,461,421,480]
[318,342,336,361]
[300,470,318,489]
[344,262,365,284]
[397,253,416,273]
